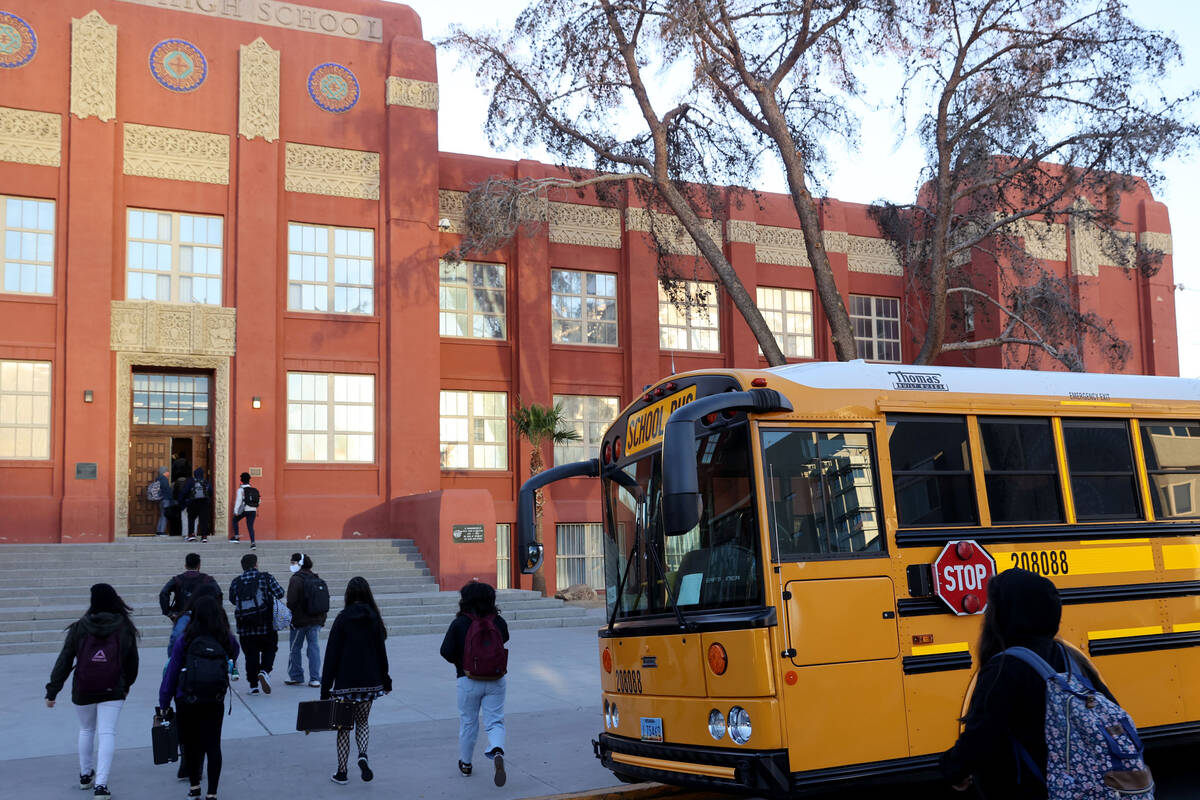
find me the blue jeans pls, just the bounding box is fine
[232,510,256,542]
[456,676,505,764]
[288,625,321,682]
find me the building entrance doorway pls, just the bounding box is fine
[127,370,213,536]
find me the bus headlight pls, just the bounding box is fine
[707,708,726,740]
[728,706,752,744]
[610,702,619,729]
[603,700,611,728]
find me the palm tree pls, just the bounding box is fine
[511,398,581,594]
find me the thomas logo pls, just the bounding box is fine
[889,371,948,391]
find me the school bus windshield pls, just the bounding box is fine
[602,422,763,620]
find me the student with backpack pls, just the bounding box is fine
[285,553,329,687]
[149,465,171,535]
[941,568,1153,799]
[44,583,140,800]
[321,577,392,784]
[159,595,240,800]
[229,552,285,696]
[440,581,510,787]
[159,553,221,621]
[184,467,213,543]
[231,472,261,546]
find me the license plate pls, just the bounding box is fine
[640,717,663,742]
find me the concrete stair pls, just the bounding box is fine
[0,540,597,655]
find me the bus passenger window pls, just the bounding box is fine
[886,415,979,527]
[1062,420,1141,520]
[761,428,884,559]
[1140,420,1200,519]
[978,417,1064,524]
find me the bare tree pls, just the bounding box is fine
[875,0,1197,369]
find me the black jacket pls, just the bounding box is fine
[321,603,391,699]
[158,570,220,618]
[46,612,140,705]
[287,570,328,628]
[440,612,509,678]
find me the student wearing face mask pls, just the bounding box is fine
[285,554,329,687]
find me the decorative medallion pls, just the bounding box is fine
[307,62,359,113]
[150,39,207,92]
[0,11,36,69]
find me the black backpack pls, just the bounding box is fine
[190,480,208,501]
[242,486,260,508]
[302,573,330,617]
[172,572,211,616]
[180,634,228,704]
[233,576,270,627]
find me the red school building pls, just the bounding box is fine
[0,0,1178,593]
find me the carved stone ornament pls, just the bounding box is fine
[109,301,237,356]
[1139,231,1173,256]
[549,202,621,248]
[625,208,722,256]
[438,190,466,234]
[1012,219,1067,262]
[823,231,849,254]
[757,225,810,268]
[123,123,230,184]
[1068,214,1101,277]
[239,38,280,142]
[386,76,439,111]
[847,235,903,275]
[725,219,757,244]
[70,11,117,122]
[0,106,61,167]
[285,142,379,200]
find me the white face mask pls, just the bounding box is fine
[289,564,301,573]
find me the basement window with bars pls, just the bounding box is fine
[496,523,511,590]
[556,522,604,591]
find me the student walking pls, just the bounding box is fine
[159,595,240,800]
[286,553,329,687]
[184,467,213,543]
[229,553,285,696]
[44,584,140,800]
[440,581,510,786]
[153,466,172,536]
[322,577,391,785]
[231,472,260,546]
[159,553,221,621]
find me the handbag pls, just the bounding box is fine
[296,699,354,734]
[273,597,292,631]
[151,711,179,764]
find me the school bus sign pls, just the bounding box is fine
[933,540,997,616]
[625,386,697,456]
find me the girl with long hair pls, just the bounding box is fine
[321,576,391,785]
[160,594,239,800]
[45,583,140,800]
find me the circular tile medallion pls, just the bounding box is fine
[308,62,359,113]
[0,12,37,69]
[150,39,207,92]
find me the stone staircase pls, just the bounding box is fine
[0,540,597,655]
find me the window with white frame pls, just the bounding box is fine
[556,522,604,591]
[439,261,506,339]
[496,523,511,590]
[659,281,719,351]
[553,394,620,465]
[2,196,54,296]
[850,294,901,362]
[439,390,507,469]
[0,360,50,459]
[126,209,223,305]
[287,223,374,315]
[551,269,617,346]
[757,286,814,358]
[286,372,375,462]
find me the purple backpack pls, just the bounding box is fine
[462,613,507,680]
[75,631,122,695]
[1004,646,1153,799]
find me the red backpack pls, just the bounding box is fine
[462,613,508,680]
[75,631,122,695]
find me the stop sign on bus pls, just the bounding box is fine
[933,540,997,615]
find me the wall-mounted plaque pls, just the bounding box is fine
[452,524,485,544]
[75,462,98,480]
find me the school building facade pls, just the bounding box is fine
[0,0,1178,593]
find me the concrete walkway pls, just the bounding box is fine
[4,609,617,799]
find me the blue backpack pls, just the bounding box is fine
[1003,646,1154,799]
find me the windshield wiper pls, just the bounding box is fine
[644,528,695,633]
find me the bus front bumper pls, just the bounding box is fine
[594,733,791,797]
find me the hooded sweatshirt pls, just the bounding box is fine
[941,569,1114,799]
[45,612,140,705]
[320,602,392,699]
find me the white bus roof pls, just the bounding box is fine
[765,360,1200,403]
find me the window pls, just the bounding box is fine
[551,269,618,346]
[133,373,209,426]
[757,287,813,358]
[659,281,719,351]
[761,428,883,557]
[1140,420,1200,519]
[850,294,900,362]
[439,261,506,339]
[439,390,507,469]
[978,417,1063,523]
[553,394,620,465]
[2,196,54,296]
[496,523,511,590]
[887,415,978,527]
[0,360,50,459]
[1062,420,1140,521]
[286,373,374,462]
[287,223,374,315]
[126,209,223,304]
[557,522,604,591]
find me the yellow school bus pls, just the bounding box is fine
[515,361,1200,796]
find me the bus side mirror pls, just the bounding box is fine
[516,458,599,574]
[522,542,544,573]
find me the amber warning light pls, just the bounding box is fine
[707,643,728,676]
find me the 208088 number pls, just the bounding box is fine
[1010,550,1069,576]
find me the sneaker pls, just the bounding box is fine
[330,771,348,785]
[248,687,260,695]
[185,536,196,542]
[458,761,472,776]
[308,680,321,688]
[79,771,95,790]
[258,671,271,694]
[231,537,240,542]
[491,751,506,787]
[187,788,200,799]
[284,679,303,686]
[250,543,256,550]
[200,538,208,543]
[231,667,239,681]
[93,786,111,799]
[358,755,373,782]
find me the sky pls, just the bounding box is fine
[391,0,1200,377]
